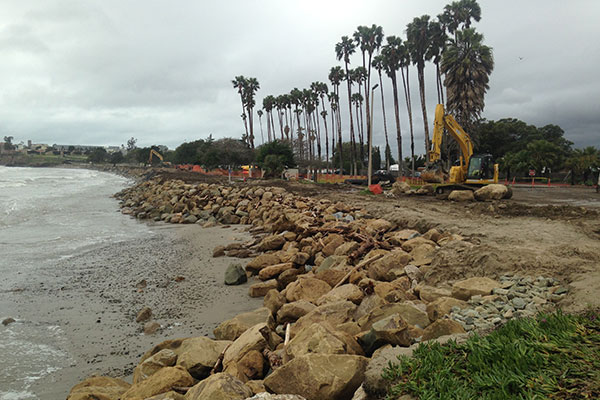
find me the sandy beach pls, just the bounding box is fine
[12,222,262,399]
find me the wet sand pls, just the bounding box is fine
[13,223,262,399]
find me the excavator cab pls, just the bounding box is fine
[465,154,498,184]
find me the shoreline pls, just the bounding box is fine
[11,217,262,399]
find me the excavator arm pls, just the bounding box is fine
[423,104,474,183]
[148,149,164,164]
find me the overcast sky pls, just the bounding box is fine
[1,0,599,155]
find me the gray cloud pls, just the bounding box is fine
[0,0,598,154]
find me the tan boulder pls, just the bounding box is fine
[245,380,266,395]
[263,289,286,316]
[277,268,305,288]
[354,294,387,321]
[290,252,310,266]
[223,323,270,370]
[391,181,411,195]
[401,237,437,253]
[286,322,363,359]
[451,277,501,300]
[448,190,474,202]
[133,349,177,384]
[314,268,349,287]
[415,284,452,303]
[422,228,442,243]
[291,301,357,337]
[224,349,266,382]
[258,235,286,251]
[474,184,509,201]
[421,319,466,341]
[322,234,345,256]
[285,277,331,304]
[367,250,411,281]
[264,354,368,400]
[246,254,281,274]
[259,263,294,281]
[316,284,364,306]
[334,241,360,256]
[387,229,419,246]
[176,337,232,379]
[146,390,185,400]
[214,307,274,341]
[277,300,316,324]
[249,279,279,298]
[136,306,152,323]
[67,376,131,400]
[371,314,412,346]
[426,297,468,321]
[358,302,430,331]
[122,366,194,400]
[184,373,253,400]
[365,219,394,235]
[409,243,436,266]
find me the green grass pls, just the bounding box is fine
[383,310,600,400]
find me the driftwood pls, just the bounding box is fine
[333,253,384,289]
[210,343,232,375]
[282,323,291,365]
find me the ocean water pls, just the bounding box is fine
[0,167,151,399]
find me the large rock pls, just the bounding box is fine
[285,277,332,304]
[286,322,363,359]
[215,308,274,341]
[67,376,131,400]
[474,184,509,201]
[249,279,279,297]
[387,229,419,246]
[451,277,501,300]
[121,366,194,400]
[322,234,345,257]
[176,337,231,380]
[277,300,316,324]
[391,181,411,196]
[184,373,253,400]
[147,391,185,400]
[133,349,177,384]
[316,284,364,306]
[225,263,248,285]
[421,319,466,341]
[354,294,387,321]
[222,323,269,370]
[263,289,286,316]
[370,314,412,346]
[291,301,357,338]
[246,254,281,274]
[426,297,468,321]
[364,219,394,235]
[259,263,294,281]
[415,284,452,303]
[258,235,286,252]
[358,302,429,331]
[367,250,411,281]
[401,237,437,253]
[363,346,415,396]
[448,190,474,202]
[264,354,368,400]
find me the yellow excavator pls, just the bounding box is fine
[148,149,171,166]
[422,104,503,195]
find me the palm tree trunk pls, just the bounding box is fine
[344,64,357,175]
[390,73,403,174]
[258,115,264,145]
[314,112,322,166]
[277,110,284,140]
[247,106,255,148]
[401,66,415,175]
[269,112,276,142]
[378,70,390,170]
[417,65,430,162]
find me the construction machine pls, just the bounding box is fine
[422,104,502,195]
[148,149,171,166]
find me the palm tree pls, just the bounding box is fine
[354,24,384,159]
[328,67,345,173]
[381,36,404,173]
[351,67,367,162]
[372,54,391,170]
[441,28,494,129]
[232,76,249,140]
[275,95,286,140]
[439,0,482,41]
[243,77,260,148]
[398,41,416,176]
[428,20,448,104]
[312,81,329,168]
[406,15,435,160]
[335,36,358,174]
[257,109,265,144]
[290,88,304,159]
[262,95,276,142]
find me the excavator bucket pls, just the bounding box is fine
[421,165,446,183]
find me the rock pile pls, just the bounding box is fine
[68,180,563,400]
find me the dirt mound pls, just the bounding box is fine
[473,202,598,220]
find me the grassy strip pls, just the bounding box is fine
[383,311,600,399]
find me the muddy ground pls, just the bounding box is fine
[153,169,600,314]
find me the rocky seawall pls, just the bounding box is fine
[66,179,568,400]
